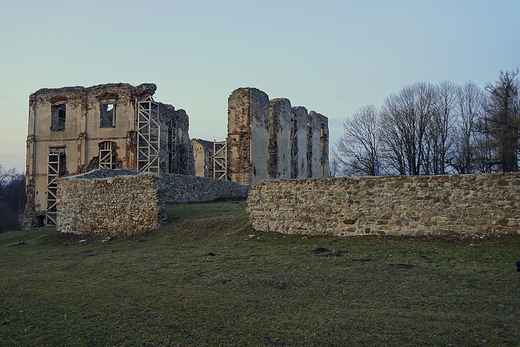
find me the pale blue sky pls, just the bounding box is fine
[1,0,518,172]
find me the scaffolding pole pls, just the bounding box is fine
[99,141,115,169]
[213,140,228,180]
[136,98,168,173]
[45,152,63,225]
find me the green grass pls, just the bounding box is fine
[1,199,520,346]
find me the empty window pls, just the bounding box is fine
[100,102,116,127]
[98,141,117,169]
[50,105,66,132]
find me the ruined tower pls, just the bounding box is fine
[225,87,329,185]
[24,83,193,227]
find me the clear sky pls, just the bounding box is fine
[1,0,518,172]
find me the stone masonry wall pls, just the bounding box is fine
[57,169,248,236]
[226,87,329,185]
[57,170,162,236]
[191,138,214,178]
[24,82,193,228]
[158,173,248,203]
[247,173,520,237]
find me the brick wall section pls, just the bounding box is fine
[57,169,248,236]
[246,173,520,237]
[226,88,329,185]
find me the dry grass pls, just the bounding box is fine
[1,199,520,346]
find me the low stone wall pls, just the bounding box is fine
[57,170,248,236]
[246,173,520,237]
[158,174,248,203]
[57,170,162,236]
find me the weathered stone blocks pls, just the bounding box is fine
[226,88,329,185]
[247,173,520,237]
[57,169,248,236]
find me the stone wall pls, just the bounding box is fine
[247,173,520,237]
[226,87,329,185]
[158,173,248,203]
[191,138,214,178]
[57,170,162,236]
[24,83,193,228]
[227,88,269,185]
[57,169,248,236]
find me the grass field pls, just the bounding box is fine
[1,199,520,346]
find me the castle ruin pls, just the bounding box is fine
[24,83,330,229]
[189,88,330,185]
[24,83,192,227]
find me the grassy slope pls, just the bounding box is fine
[1,200,519,346]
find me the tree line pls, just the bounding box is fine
[333,69,520,177]
[0,165,26,232]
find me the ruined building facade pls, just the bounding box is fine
[24,83,192,227]
[191,139,215,178]
[224,88,329,185]
[24,83,329,228]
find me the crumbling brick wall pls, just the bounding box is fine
[157,102,193,175]
[247,173,520,237]
[268,99,291,179]
[226,88,329,185]
[57,169,248,236]
[191,139,215,178]
[25,83,193,228]
[227,88,270,185]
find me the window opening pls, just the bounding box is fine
[100,102,116,127]
[99,141,117,169]
[51,104,66,132]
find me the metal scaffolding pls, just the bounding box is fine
[136,98,170,173]
[213,140,228,180]
[46,150,64,224]
[99,141,115,169]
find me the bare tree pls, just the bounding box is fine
[447,81,486,173]
[478,69,520,172]
[335,70,520,177]
[334,105,382,176]
[381,82,437,175]
[424,81,457,174]
[0,165,26,232]
[328,157,340,178]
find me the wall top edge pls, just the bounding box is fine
[252,172,520,186]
